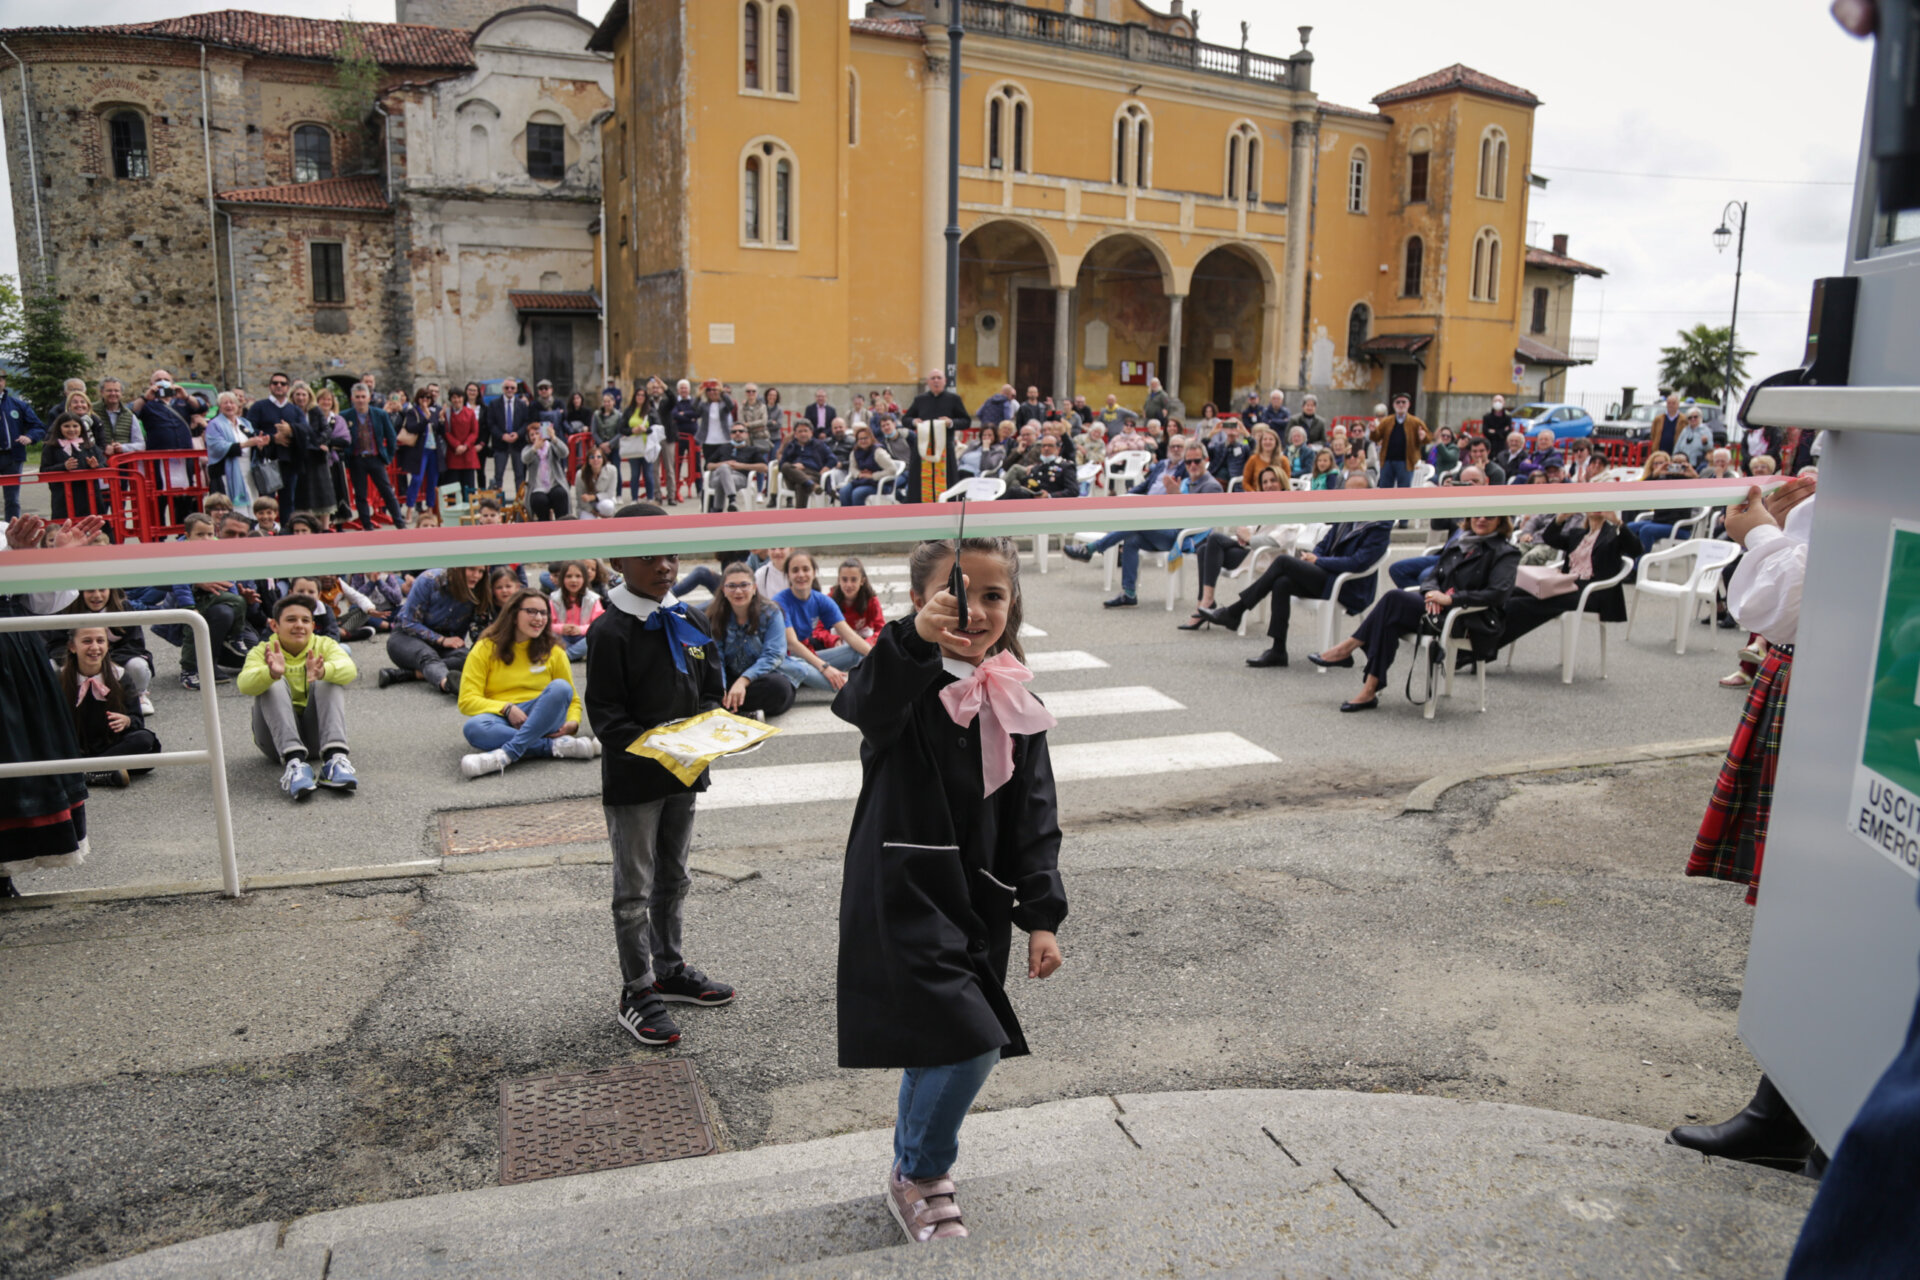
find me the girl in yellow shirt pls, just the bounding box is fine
[457,587,599,778]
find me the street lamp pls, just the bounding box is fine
[1712,201,1747,415]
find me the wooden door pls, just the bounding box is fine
[1014,288,1057,398]
[531,319,575,400]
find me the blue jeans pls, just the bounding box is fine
[673,565,721,598]
[783,645,861,691]
[563,635,588,661]
[1378,459,1412,489]
[405,451,441,508]
[841,480,878,507]
[1390,554,1438,590]
[895,1048,999,1179]
[461,680,573,761]
[1626,520,1673,548]
[1118,529,1178,595]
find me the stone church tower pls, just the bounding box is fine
[396,0,577,30]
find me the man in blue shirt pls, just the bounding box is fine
[0,369,46,519]
[1064,440,1222,607]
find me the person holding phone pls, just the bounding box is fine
[521,420,572,520]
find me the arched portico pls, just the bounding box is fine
[1181,243,1279,415]
[958,219,1067,407]
[1073,232,1173,416]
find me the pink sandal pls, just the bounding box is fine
[887,1163,968,1242]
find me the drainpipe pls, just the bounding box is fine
[0,42,47,280]
[200,45,228,384]
[598,195,610,387]
[372,101,393,203]
[220,210,244,389]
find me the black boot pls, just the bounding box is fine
[1197,601,1246,630]
[1667,1075,1816,1171]
[377,667,409,689]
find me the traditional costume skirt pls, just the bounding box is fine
[1688,643,1793,905]
[0,624,89,874]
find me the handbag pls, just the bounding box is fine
[250,456,284,495]
[396,412,420,449]
[1516,564,1579,598]
[619,430,650,460]
[1404,610,1448,707]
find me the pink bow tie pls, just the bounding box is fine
[938,651,1058,796]
[74,674,110,706]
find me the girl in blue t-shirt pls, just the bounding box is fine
[774,551,872,691]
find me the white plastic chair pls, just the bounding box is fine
[1297,550,1390,671]
[1105,450,1152,496]
[1503,558,1637,683]
[1628,539,1742,654]
[1166,528,1215,611]
[1290,476,1313,491]
[864,471,900,507]
[938,476,1005,502]
[1426,605,1491,720]
[1411,461,1436,487]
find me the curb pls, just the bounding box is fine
[0,851,760,910]
[1400,736,1728,813]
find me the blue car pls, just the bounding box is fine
[1509,402,1595,439]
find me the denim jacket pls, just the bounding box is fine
[714,605,789,683]
[396,568,477,643]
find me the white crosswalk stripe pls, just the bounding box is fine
[701,732,1278,810]
[770,685,1185,737]
[1025,650,1108,672]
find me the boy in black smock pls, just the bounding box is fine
[586,504,737,1047]
[831,536,1067,1243]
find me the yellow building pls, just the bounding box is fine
[590,0,1563,427]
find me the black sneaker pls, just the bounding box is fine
[1062,542,1093,563]
[1103,593,1138,608]
[616,989,682,1046]
[377,667,408,689]
[652,964,736,1006]
[179,671,201,691]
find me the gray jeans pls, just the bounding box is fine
[251,678,348,762]
[387,632,466,690]
[606,794,696,995]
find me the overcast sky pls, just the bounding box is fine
[0,0,1872,410]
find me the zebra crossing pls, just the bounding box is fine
[704,565,1281,804]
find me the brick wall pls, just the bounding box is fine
[220,208,400,386]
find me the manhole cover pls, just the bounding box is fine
[499,1060,716,1185]
[441,798,605,856]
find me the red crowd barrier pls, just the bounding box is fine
[567,431,596,484]
[1,467,152,542]
[109,451,208,540]
[1459,418,1484,437]
[1600,440,1651,467]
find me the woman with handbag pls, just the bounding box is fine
[397,387,443,515]
[1494,512,1641,652]
[301,383,347,523]
[205,392,260,503]
[1307,513,1520,712]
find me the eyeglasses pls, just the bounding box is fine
[723,581,755,591]
[1184,458,1207,466]
[518,608,550,619]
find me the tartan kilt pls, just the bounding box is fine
[1688,643,1794,904]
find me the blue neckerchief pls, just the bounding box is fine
[643,601,710,673]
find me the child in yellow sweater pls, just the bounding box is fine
[236,594,358,801]
[457,586,599,778]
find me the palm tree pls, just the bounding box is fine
[1657,324,1754,402]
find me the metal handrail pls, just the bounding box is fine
[958,0,1292,86]
[0,608,240,897]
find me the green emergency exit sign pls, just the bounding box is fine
[1851,520,1920,877]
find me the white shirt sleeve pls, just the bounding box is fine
[1727,523,1806,645]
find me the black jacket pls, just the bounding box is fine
[1313,521,1394,613]
[485,394,533,448]
[1543,519,1642,622]
[1421,534,1522,658]
[831,620,1067,1069]
[584,586,725,807]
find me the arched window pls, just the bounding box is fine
[986,84,1032,173]
[743,2,761,90]
[1407,127,1431,204]
[1347,147,1368,214]
[1114,102,1151,188]
[1402,236,1423,298]
[774,5,794,95]
[742,138,797,247]
[1347,302,1371,358]
[1471,228,1502,301]
[1225,121,1259,202]
[848,69,860,146]
[108,110,149,180]
[292,124,333,183]
[1477,126,1509,199]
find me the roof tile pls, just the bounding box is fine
[218,176,389,210]
[0,10,475,69]
[508,290,600,313]
[1525,245,1607,278]
[1373,63,1539,108]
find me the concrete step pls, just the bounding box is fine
[64,1091,1815,1280]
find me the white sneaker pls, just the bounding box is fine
[137,693,156,716]
[550,735,598,761]
[460,748,512,778]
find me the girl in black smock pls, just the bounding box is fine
[831,536,1067,1244]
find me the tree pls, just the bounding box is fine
[8,283,88,412]
[1656,323,1754,403]
[327,22,382,143]
[0,274,21,360]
